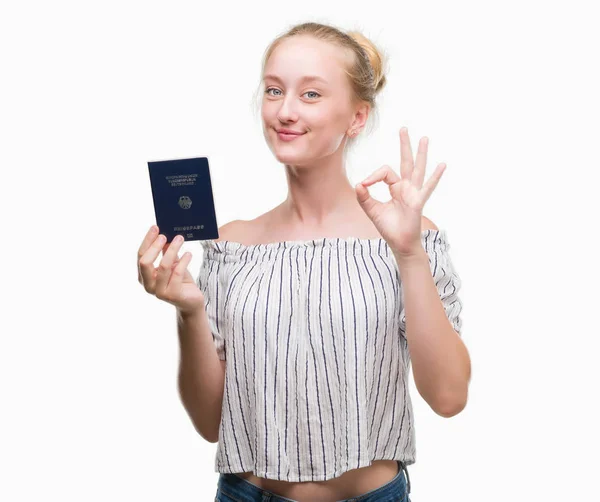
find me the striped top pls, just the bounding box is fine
[196,229,463,482]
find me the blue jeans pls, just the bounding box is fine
[215,461,411,501]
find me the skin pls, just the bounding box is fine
[260,35,370,232]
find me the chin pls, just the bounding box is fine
[274,152,305,163]
[270,148,308,165]
[269,141,300,154]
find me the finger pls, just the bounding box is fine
[167,250,193,292]
[355,181,383,220]
[420,163,446,202]
[137,225,159,282]
[400,127,414,180]
[412,136,429,189]
[138,233,167,291]
[360,164,401,187]
[358,166,401,219]
[155,235,185,297]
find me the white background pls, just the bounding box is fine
[1,1,598,500]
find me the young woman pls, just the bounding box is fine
[138,21,470,502]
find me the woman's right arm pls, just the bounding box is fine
[176,306,225,443]
[137,224,226,443]
[178,221,243,441]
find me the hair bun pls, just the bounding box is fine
[346,31,387,94]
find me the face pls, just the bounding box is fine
[261,36,365,165]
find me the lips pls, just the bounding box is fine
[276,128,306,142]
[276,129,304,135]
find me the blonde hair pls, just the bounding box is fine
[252,21,389,150]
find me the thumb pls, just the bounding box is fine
[355,182,379,218]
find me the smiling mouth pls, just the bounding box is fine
[277,130,306,141]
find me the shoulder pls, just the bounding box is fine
[421,215,439,231]
[213,219,255,244]
[213,209,276,245]
[213,219,244,243]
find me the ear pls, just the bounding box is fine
[349,102,370,134]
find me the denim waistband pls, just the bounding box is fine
[217,460,411,501]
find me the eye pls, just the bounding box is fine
[265,88,321,99]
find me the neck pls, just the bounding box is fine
[279,154,359,227]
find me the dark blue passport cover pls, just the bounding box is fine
[147,156,219,243]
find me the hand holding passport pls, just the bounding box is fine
[147,157,220,243]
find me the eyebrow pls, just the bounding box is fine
[263,74,329,85]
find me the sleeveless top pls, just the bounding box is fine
[196,229,463,482]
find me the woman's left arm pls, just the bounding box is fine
[393,242,471,418]
[355,127,471,417]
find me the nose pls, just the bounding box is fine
[276,95,299,123]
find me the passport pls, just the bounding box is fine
[147,156,219,243]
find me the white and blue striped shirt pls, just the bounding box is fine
[196,229,463,482]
